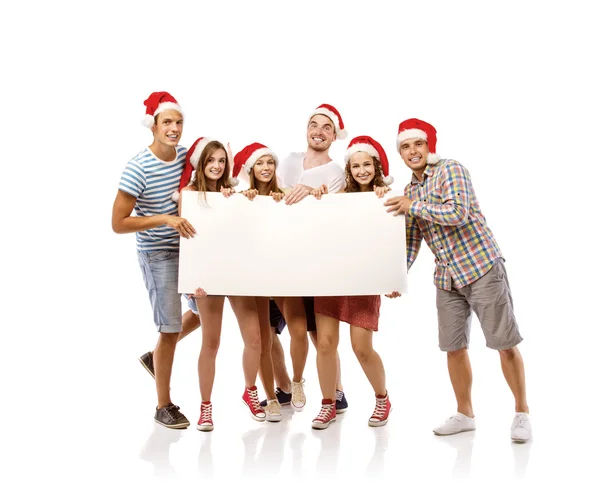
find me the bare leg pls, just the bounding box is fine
[149,310,200,359]
[271,334,292,392]
[196,296,225,402]
[275,297,308,383]
[154,332,179,408]
[350,325,386,396]
[314,314,339,401]
[498,346,529,413]
[256,297,276,401]
[310,330,343,391]
[178,309,200,342]
[229,296,262,388]
[447,348,474,418]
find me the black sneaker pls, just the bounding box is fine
[155,403,190,429]
[139,351,155,379]
[335,389,348,413]
[260,387,292,407]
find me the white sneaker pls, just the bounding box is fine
[510,412,532,443]
[291,379,306,412]
[433,412,476,435]
[264,399,282,422]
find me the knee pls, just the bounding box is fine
[317,335,337,355]
[159,332,179,346]
[202,338,220,358]
[352,343,371,364]
[447,348,468,360]
[246,335,262,353]
[498,346,517,360]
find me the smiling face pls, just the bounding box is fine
[203,148,227,183]
[252,154,276,184]
[349,151,376,188]
[152,109,183,149]
[399,138,429,176]
[306,114,336,151]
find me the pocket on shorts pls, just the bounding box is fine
[490,260,506,282]
[147,250,176,263]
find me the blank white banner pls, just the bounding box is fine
[178,191,408,296]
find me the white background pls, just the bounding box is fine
[2,1,599,492]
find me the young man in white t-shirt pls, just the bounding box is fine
[268,104,350,413]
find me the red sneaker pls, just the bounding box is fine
[368,393,391,427]
[243,386,266,421]
[312,399,336,430]
[197,401,214,432]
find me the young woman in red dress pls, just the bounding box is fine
[309,136,400,430]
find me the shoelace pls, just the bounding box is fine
[513,415,527,429]
[372,397,388,419]
[335,390,344,401]
[292,380,306,402]
[165,404,183,421]
[200,403,213,423]
[266,401,281,414]
[315,404,334,422]
[248,388,261,412]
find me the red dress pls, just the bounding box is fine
[314,295,381,331]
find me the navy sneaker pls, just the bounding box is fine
[335,389,348,413]
[260,387,292,407]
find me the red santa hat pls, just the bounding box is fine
[233,143,278,184]
[308,104,347,139]
[344,135,393,186]
[396,118,440,164]
[142,91,184,128]
[171,137,213,202]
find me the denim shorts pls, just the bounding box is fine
[137,249,182,333]
[186,294,199,315]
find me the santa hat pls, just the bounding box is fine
[308,104,347,139]
[344,135,393,186]
[142,91,183,128]
[233,143,278,184]
[396,118,440,164]
[171,137,213,202]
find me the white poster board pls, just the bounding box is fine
[178,191,408,297]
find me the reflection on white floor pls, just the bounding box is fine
[124,315,550,493]
[15,282,597,493]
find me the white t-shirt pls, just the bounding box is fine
[278,152,346,192]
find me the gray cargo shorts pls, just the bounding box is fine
[436,259,522,352]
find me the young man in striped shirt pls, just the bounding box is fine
[112,92,196,429]
[384,118,532,443]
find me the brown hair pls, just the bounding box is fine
[248,154,282,195]
[190,141,235,195]
[344,154,386,193]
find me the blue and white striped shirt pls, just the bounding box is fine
[119,146,187,251]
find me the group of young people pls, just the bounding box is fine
[112,91,532,443]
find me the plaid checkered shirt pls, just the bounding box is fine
[404,159,503,291]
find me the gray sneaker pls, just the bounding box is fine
[155,404,190,429]
[139,351,155,378]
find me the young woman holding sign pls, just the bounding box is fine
[309,135,400,430]
[233,142,311,421]
[179,137,266,432]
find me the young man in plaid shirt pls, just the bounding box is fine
[384,118,532,443]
